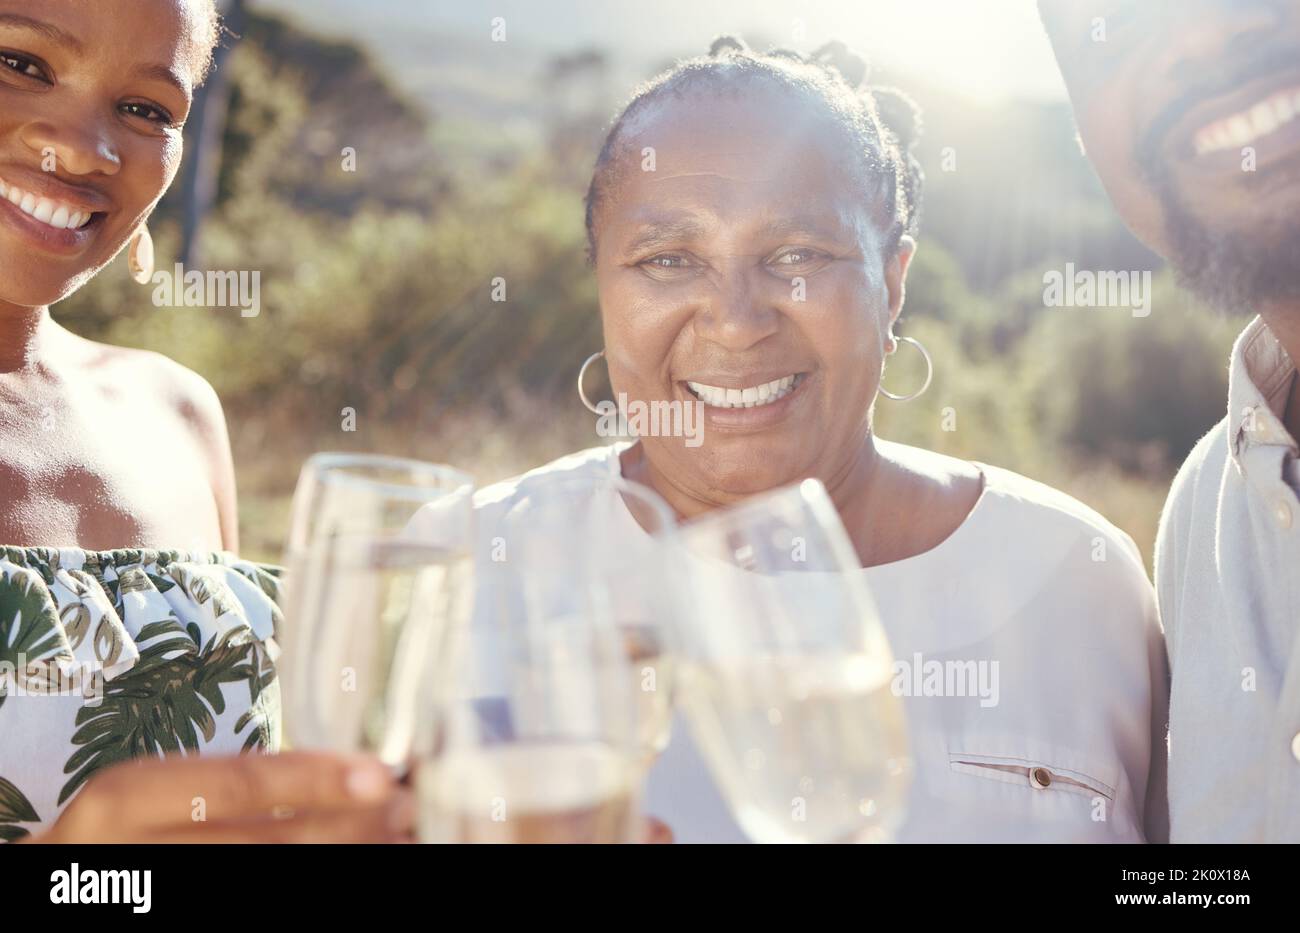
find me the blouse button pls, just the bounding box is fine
[1276,499,1294,529]
[1030,767,1053,789]
[1290,732,1300,763]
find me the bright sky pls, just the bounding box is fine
[426,0,1069,103]
[258,0,1068,104]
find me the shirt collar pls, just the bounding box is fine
[1227,315,1298,469]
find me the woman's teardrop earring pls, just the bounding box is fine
[127,226,154,284]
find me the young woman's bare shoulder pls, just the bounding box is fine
[65,335,239,546]
[64,334,227,436]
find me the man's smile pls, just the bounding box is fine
[1156,53,1300,182]
[1192,84,1300,157]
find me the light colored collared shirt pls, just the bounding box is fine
[1155,315,1300,842]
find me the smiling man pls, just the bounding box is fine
[1042,0,1300,842]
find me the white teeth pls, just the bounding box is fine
[686,374,801,409]
[1194,86,1300,155]
[1227,116,1252,146]
[1250,102,1279,137]
[0,176,93,229]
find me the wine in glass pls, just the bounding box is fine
[278,452,474,767]
[401,471,679,841]
[673,479,910,843]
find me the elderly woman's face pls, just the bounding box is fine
[593,89,911,499]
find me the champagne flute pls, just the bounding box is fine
[673,479,910,843]
[278,453,474,767]
[402,471,678,842]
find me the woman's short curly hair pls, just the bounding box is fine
[192,0,224,84]
[583,35,924,262]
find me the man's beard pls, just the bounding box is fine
[1156,176,1300,316]
[1133,41,1300,316]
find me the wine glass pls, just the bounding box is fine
[278,453,475,768]
[672,479,910,843]
[401,471,678,842]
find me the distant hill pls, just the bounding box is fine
[245,0,1159,291]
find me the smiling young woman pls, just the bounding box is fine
[457,36,1172,842]
[0,0,407,843]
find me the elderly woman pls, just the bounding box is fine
[470,38,1169,842]
[0,0,404,842]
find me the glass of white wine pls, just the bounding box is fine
[278,453,475,768]
[404,471,679,842]
[673,479,911,843]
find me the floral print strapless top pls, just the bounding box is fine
[0,547,283,842]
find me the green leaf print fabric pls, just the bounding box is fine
[0,548,283,842]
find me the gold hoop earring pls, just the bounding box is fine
[577,350,607,414]
[127,226,154,284]
[879,335,933,402]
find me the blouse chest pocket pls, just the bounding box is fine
[948,750,1116,802]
